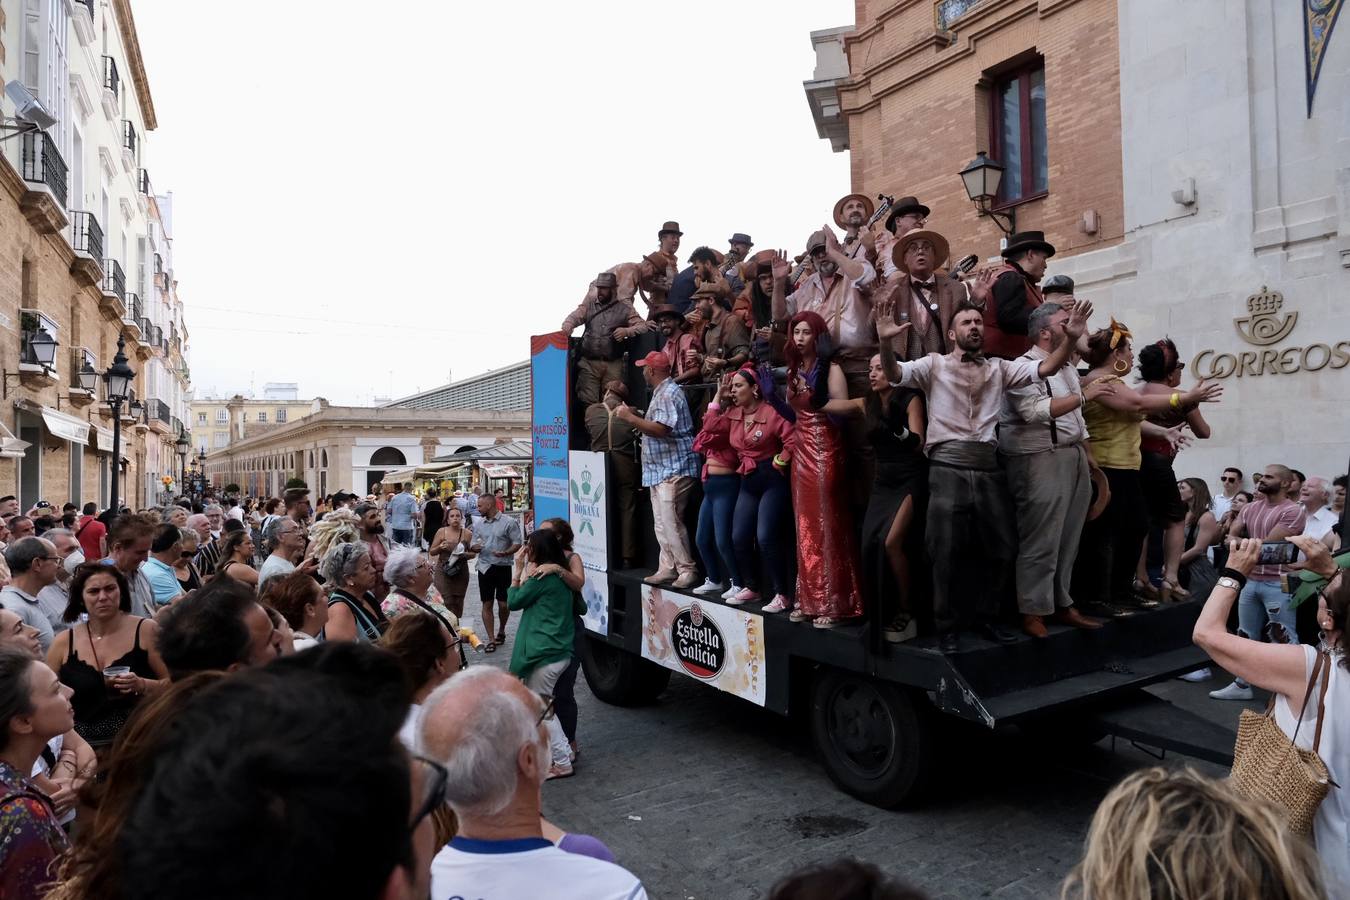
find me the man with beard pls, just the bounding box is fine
[562,271,650,406]
[875,196,930,280]
[880,296,1093,652]
[1000,303,1112,638]
[722,233,753,294]
[637,221,682,310]
[355,502,393,602]
[773,227,878,501]
[833,193,876,264]
[651,305,702,386]
[688,283,750,381]
[985,231,1055,359]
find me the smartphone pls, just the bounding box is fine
[1258,541,1299,566]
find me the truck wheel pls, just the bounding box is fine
[580,634,672,707]
[810,669,936,808]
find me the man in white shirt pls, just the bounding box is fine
[1000,303,1112,637]
[257,517,317,591]
[1300,476,1338,543]
[421,667,647,900]
[1212,467,1245,521]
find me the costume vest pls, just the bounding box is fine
[983,263,1044,360]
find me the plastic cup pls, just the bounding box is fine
[102,665,131,685]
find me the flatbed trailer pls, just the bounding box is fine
[531,332,1236,808]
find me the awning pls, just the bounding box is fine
[382,461,467,484]
[40,407,90,445]
[92,424,113,452]
[0,420,29,459]
[483,464,524,479]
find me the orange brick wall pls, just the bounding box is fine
[839,0,1123,263]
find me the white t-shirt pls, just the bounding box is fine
[1274,646,1350,892]
[227,506,245,523]
[1306,506,1340,543]
[431,837,646,900]
[257,554,296,586]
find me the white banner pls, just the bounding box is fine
[640,586,767,707]
[568,450,609,635]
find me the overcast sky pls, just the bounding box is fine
[133,1,854,405]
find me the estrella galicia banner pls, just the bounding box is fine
[530,333,570,524]
[569,450,609,635]
[640,586,766,706]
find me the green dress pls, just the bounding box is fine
[506,574,576,679]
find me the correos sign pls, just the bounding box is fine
[1191,286,1350,378]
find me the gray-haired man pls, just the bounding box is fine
[1000,302,1111,637]
[0,537,59,651]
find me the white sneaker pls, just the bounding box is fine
[692,579,724,596]
[1178,667,1212,683]
[1209,680,1253,701]
[721,583,744,601]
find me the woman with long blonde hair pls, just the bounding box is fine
[1062,767,1326,899]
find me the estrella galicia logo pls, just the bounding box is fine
[673,602,725,679]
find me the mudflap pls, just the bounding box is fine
[1086,688,1236,767]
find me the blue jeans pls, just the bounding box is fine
[695,473,740,585]
[733,460,792,596]
[1238,578,1298,645]
[391,528,416,546]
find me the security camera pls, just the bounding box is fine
[4,81,57,131]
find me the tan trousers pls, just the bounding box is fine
[650,476,696,576]
[576,357,623,406]
[1005,443,1092,616]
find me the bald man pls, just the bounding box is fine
[420,668,646,899]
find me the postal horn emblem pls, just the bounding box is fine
[1233,286,1298,347]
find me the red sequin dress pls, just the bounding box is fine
[787,366,864,620]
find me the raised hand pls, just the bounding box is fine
[1186,378,1223,404]
[771,250,791,280]
[822,226,841,254]
[967,268,996,306]
[874,295,912,342]
[1064,298,1094,339]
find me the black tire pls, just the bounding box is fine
[810,668,936,808]
[580,634,672,706]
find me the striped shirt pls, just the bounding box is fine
[1238,496,1306,582]
[195,539,223,577]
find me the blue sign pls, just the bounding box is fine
[530,333,571,524]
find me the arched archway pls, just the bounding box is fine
[454,445,476,454]
[321,449,329,467]
[369,447,405,467]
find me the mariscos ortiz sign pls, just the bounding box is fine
[1191,286,1350,379]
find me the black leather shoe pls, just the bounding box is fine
[1082,601,1133,619]
[938,632,960,654]
[982,623,1019,645]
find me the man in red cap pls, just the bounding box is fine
[614,352,700,588]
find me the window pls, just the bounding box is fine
[213,432,227,448]
[276,408,287,423]
[215,409,227,423]
[256,411,267,423]
[197,412,206,425]
[990,59,1047,205]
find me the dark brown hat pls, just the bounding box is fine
[1001,231,1057,259]
[805,230,829,254]
[1041,274,1074,295]
[594,271,618,289]
[649,304,684,322]
[658,221,684,237]
[832,194,875,229]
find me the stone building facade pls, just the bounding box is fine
[0,0,192,510]
[808,0,1350,479]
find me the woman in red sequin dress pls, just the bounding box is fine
[784,312,864,627]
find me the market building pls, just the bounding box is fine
[806,0,1350,479]
[0,0,193,509]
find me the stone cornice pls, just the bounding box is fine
[206,407,530,458]
[112,0,157,130]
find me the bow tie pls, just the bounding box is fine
[960,352,986,364]
[912,280,935,291]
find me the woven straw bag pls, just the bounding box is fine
[1229,651,1333,835]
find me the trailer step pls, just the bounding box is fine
[1087,690,1237,767]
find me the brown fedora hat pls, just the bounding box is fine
[649,304,684,322]
[740,248,779,280]
[891,228,951,275]
[885,195,930,231]
[832,193,875,229]
[1001,231,1056,258]
[658,221,684,237]
[1086,464,1112,521]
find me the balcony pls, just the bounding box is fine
[121,121,138,172]
[147,398,173,433]
[102,56,120,120]
[68,212,105,287]
[99,259,127,319]
[19,132,69,233]
[138,169,151,195]
[122,292,143,331]
[73,0,96,45]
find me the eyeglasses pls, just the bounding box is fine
[409,754,448,831]
[1220,476,1237,483]
[536,694,556,726]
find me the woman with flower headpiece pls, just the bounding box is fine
[1075,321,1222,616]
[1135,338,1221,602]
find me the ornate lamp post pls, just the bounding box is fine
[103,336,135,513]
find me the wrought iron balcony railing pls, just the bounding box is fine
[70,211,104,260]
[20,132,68,207]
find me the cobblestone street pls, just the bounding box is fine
[465,581,1253,899]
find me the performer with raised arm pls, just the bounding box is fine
[560,271,652,405]
[878,295,1095,652]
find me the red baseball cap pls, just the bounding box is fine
[635,351,671,369]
